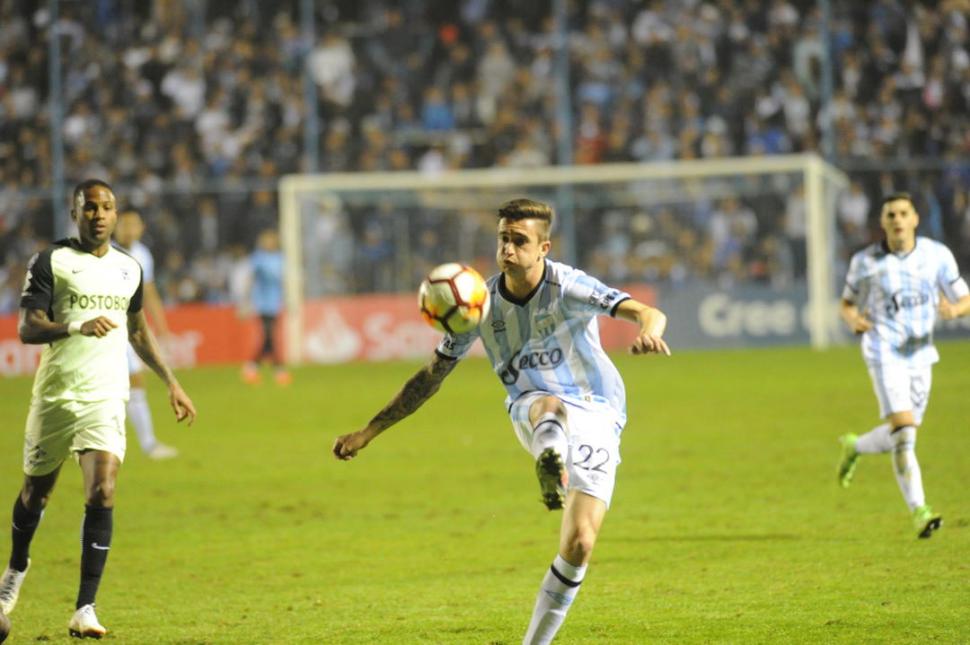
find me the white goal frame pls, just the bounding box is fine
[279,153,849,364]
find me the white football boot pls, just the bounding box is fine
[0,560,29,615]
[68,604,107,639]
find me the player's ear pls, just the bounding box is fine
[539,238,551,257]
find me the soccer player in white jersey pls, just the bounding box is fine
[837,192,970,538]
[0,180,196,638]
[113,209,179,459]
[333,199,670,644]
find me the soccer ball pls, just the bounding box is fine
[418,263,491,334]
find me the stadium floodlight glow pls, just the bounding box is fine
[279,153,848,364]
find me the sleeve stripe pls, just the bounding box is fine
[434,349,458,361]
[609,296,631,318]
[949,275,963,285]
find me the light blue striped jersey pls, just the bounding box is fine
[436,260,632,421]
[842,237,968,367]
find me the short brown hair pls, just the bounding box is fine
[498,198,555,240]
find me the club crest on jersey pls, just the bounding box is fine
[534,312,556,335]
[120,267,130,281]
[491,320,506,333]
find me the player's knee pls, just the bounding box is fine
[888,411,916,428]
[85,479,116,507]
[21,483,52,511]
[529,396,566,425]
[562,525,598,564]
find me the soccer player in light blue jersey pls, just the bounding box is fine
[333,198,670,644]
[241,228,290,385]
[838,192,970,538]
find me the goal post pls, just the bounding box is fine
[279,153,849,364]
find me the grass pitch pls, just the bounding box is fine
[0,342,968,643]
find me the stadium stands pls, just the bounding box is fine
[0,0,967,310]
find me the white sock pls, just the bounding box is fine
[127,388,158,452]
[855,423,892,454]
[523,554,587,645]
[530,413,568,461]
[891,426,925,510]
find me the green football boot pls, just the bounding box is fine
[913,505,942,539]
[837,433,859,488]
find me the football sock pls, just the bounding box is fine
[127,387,158,452]
[523,554,587,645]
[77,506,113,609]
[855,423,892,454]
[10,496,42,571]
[531,413,568,461]
[891,426,924,511]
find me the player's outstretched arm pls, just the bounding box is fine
[18,308,118,344]
[840,298,872,334]
[614,299,671,356]
[128,310,197,425]
[333,352,459,461]
[939,294,970,320]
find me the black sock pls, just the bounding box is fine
[76,506,113,609]
[10,496,42,571]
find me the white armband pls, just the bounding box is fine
[67,320,83,336]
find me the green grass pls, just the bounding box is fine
[1,342,968,644]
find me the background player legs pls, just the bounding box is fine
[524,490,607,645]
[127,370,177,460]
[250,315,290,385]
[884,411,925,512]
[854,423,892,454]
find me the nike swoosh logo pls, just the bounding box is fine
[91,543,110,551]
[72,268,84,273]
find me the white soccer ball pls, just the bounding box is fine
[418,263,491,334]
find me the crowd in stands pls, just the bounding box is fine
[1,0,968,311]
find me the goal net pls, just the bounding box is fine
[279,154,848,364]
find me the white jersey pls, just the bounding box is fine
[842,237,968,367]
[21,239,144,402]
[115,240,155,283]
[437,260,632,421]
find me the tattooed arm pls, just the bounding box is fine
[332,352,459,460]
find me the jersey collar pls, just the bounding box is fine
[498,260,547,306]
[881,238,918,259]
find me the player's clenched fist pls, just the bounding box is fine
[81,316,118,338]
[333,430,372,460]
[630,333,671,356]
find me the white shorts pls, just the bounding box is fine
[509,392,624,507]
[127,344,143,374]
[23,399,127,476]
[867,363,932,425]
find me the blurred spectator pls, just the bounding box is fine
[0,0,966,303]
